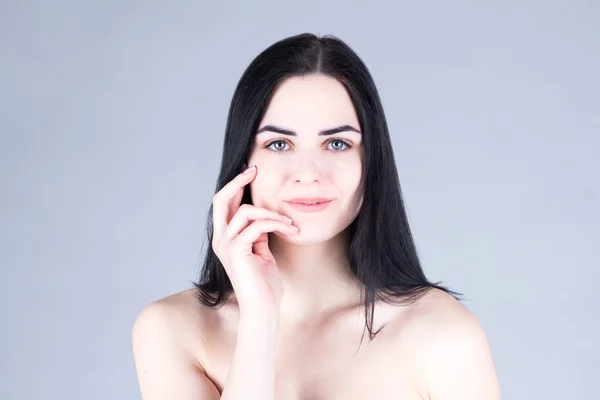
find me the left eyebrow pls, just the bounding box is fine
[256,124,362,136]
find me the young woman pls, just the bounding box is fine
[133,33,502,399]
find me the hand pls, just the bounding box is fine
[211,164,299,317]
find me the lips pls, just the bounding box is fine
[286,197,333,205]
[285,199,333,213]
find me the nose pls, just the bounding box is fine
[290,154,324,184]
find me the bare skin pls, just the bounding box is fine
[133,74,501,399]
[133,286,501,399]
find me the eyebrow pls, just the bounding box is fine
[256,124,362,136]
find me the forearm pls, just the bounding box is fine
[220,314,279,400]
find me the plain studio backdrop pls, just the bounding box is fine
[1,1,598,399]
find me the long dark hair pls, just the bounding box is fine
[192,32,462,349]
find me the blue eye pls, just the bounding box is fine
[265,139,352,153]
[265,140,288,152]
[328,139,351,152]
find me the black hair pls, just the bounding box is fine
[192,32,462,351]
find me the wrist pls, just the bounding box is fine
[238,312,279,331]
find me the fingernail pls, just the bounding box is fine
[280,215,293,224]
[243,165,255,174]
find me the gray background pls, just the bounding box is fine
[1,1,598,399]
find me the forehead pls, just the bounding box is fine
[259,74,359,130]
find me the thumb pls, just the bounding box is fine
[253,233,275,263]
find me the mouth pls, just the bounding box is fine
[288,201,329,205]
[285,198,333,205]
[284,199,334,212]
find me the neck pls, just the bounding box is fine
[267,229,364,326]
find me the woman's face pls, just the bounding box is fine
[246,74,364,245]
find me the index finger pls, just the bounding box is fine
[212,164,256,239]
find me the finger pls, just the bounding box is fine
[212,165,257,239]
[226,186,245,228]
[252,233,275,262]
[225,205,293,241]
[233,219,299,253]
[230,185,245,215]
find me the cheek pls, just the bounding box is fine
[249,170,279,206]
[335,162,362,188]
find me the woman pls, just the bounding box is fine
[132,33,502,399]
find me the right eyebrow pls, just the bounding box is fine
[256,124,362,137]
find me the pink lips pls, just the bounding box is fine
[286,197,332,204]
[284,199,333,212]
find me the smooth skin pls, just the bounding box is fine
[134,164,295,400]
[132,74,502,399]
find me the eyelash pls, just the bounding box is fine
[264,139,353,153]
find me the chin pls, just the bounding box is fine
[271,229,334,246]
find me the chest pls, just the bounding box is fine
[272,343,425,400]
[201,317,427,400]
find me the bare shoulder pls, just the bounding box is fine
[132,288,215,372]
[131,288,222,399]
[402,288,477,335]
[399,288,502,399]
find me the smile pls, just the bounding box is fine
[284,200,333,212]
